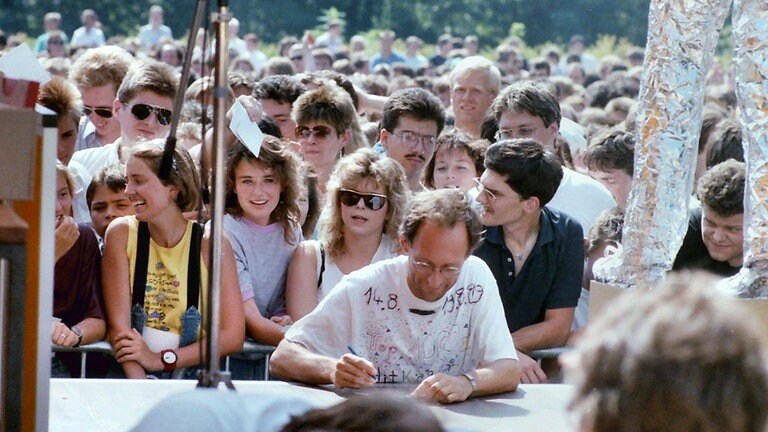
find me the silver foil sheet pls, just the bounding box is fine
[718,0,768,298]
[594,0,731,288]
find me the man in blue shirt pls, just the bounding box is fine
[474,139,583,384]
[369,30,406,71]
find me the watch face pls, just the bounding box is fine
[162,350,177,363]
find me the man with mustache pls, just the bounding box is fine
[380,88,445,191]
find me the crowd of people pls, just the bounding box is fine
[7,3,767,429]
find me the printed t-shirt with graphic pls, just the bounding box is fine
[126,216,208,351]
[285,255,517,384]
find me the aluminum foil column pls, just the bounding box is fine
[594,0,731,287]
[718,0,768,298]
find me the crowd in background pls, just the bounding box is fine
[3,0,750,399]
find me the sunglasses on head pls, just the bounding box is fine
[296,125,336,140]
[83,106,113,119]
[123,102,173,126]
[339,188,388,211]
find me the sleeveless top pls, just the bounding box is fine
[126,216,207,351]
[314,236,399,301]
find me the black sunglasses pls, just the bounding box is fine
[82,106,113,119]
[123,102,173,126]
[339,188,388,211]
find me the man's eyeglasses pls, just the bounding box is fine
[410,255,462,278]
[83,106,113,119]
[122,102,173,126]
[48,39,64,45]
[473,178,497,201]
[339,188,388,211]
[296,125,338,141]
[388,130,437,152]
[494,127,534,141]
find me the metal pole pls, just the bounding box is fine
[0,258,8,428]
[197,3,234,389]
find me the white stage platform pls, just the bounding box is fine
[49,379,575,431]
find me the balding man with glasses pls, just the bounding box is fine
[271,188,520,404]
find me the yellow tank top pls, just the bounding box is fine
[126,216,208,335]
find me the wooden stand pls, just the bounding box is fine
[0,106,57,432]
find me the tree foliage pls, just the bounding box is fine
[1,0,652,50]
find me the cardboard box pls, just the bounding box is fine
[0,106,38,200]
[590,280,768,328]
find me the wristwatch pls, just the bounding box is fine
[161,349,178,372]
[462,372,477,393]
[71,326,83,347]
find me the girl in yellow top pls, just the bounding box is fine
[102,140,244,379]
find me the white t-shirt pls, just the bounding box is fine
[286,255,517,383]
[68,159,93,224]
[572,287,590,330]
[70,141,121,225]
[547,167,616,233]
[71,26,105,48]
[70,141,121,178]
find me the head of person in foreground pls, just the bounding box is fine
[566,272,768,432]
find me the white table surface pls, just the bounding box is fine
[49,378,575,432]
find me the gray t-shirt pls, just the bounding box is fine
[223,215,302,317]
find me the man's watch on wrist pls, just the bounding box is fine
[462,372,477,394]
[71,326,83,347]
[161,349,178,372]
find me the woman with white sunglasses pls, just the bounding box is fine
[286,148,410,320]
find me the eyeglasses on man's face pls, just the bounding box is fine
[409,255,462,278]
[387,129,437,152]
[473,177,497,201]
[83,106,114,119]
[122,102,173,126]
[494,126,537,141]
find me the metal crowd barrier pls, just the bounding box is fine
[52,340,277,379]
[528,346,572,360]
[53,342,572,380]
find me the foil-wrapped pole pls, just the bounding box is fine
[594,0,732,288]
[718,0,768,298]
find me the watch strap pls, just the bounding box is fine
[462,372,477,393]
[161,349,177,372]
[71,326,83,347]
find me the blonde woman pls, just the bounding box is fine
[286,148,409,320]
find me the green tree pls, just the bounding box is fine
[1,0,653,52]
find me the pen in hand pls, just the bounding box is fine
[347,345,377,380]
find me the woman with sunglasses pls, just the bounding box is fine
[292,82,358,197]
[286,148,409,321]
[102,140,244,379]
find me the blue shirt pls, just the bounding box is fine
[473,207,584,333]
[370,51,406,71]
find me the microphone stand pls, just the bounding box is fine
[196,0,234,389]
[158,0,234,390]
